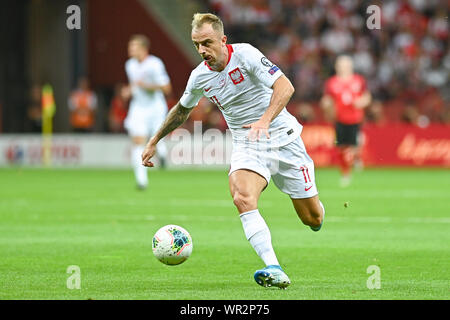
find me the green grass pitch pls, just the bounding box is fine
[0,167,449,300]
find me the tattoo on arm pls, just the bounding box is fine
[154,102,192,142]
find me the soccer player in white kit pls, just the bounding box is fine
[124,35,172,189]
[142,14,325,289]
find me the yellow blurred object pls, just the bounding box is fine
[41,83,56,166]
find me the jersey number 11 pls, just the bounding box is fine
[209,96,224,110]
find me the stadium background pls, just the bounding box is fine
[0,0,448,168]
[0,0,449,301]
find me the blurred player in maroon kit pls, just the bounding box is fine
[321,55,371,187]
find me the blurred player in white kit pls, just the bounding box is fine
[124,35,172,190]
[142,14,325,289]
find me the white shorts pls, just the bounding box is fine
[124,105,167,137]
[229,136,318,199]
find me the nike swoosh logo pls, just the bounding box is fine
[204,87,212,92]
[305,185,313,191]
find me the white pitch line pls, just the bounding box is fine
[322,191,449,199]
[406,217,450,224]
[324,216,450,224]
[77,199,263,207]
[144,215,450,224]
[168,199,236,207]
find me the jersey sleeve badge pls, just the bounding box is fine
[269,65,280,75]
[259,56,280,75]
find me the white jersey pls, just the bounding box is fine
[125,55,170,112]
[180,43,302,147]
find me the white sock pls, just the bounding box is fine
[132,145,148,186]
[240,209,279,266]
[319,201,325,220]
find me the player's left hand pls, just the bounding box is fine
[135,81,158,92]
[243,120,270,141]
[142,139,157,167]
[353,97,365,109]
[135,81,147,89]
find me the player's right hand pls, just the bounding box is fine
[243,120,270,142]
[142,141,157,167]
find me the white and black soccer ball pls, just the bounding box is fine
[152,225,193,265]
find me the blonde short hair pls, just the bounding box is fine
[191,13,224,35]
[129,34,150,49]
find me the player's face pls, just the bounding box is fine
[128,40,147,59]
[192,24,227,70]
[335,56,353,77]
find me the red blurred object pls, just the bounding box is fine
[302,124,450,167]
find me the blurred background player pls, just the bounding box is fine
[124,34,172,190]
[321,55,371,187]
[68,77,98,133]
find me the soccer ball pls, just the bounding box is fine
[152,225,193,265]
